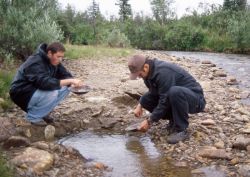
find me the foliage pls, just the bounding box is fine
[106,29,130,48]
[0,0,63,60]
[0,70,14,110]
[116,0,132,22]
[0,152,13,177]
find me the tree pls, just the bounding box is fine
[223,0,247,11]
[87,0,102,44]
[116,0,132,22]
[150,0,175,25]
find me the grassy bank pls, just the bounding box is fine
[64,45,135,59]
[0,70,14,110]
[0,151,13,177]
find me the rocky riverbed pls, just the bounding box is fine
[0,50,250,177]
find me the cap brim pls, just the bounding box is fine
[129,72,140,80]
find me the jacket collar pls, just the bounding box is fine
[37,43,50,63]
[145,58,156,80]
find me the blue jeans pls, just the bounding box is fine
[26,87,70,123]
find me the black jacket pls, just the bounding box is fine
[9,43,72,112]
[140,59,204,122]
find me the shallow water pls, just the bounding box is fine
[59,130,191,177]
[166,51,250,105]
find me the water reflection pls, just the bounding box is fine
[59,131,191,177]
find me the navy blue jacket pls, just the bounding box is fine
[140,59,204,122]
[9,43,72,112]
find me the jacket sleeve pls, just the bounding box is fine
[23,62,61,90]
[150,72,176,122]
[56,64,73,79]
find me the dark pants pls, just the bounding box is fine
[140,86,206,131]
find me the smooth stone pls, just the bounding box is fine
[11,147,54,174]
[199,147,232,160]
[0,117,16,142]
[201,119,216,126]
[214,141,225,149]
[44,125,55,141]
[238,165,250,177]
[232,136,250,150]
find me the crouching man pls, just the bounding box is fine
[128,55,206,144]
[10,42,83,125]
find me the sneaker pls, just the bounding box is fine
[167,130,189,144]
[43,116,54,124]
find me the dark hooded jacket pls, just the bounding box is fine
[9,43,72,112]
[140,58,205,122]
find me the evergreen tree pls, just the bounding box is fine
[223,0,247,11]
[150,0,175,25]
[115,0,132,22]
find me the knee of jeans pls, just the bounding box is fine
[45,90,59,102]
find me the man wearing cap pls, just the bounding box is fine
[128,55,206,144]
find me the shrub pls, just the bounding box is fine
[106,29,130,48]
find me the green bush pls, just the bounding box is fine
[106,29,130,48]
[0,0,63,60]
[164,22,205,50]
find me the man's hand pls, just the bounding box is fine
[70,79,83,88]
[60,78,83,87]
[137,119,150,132]
[134,104,143,117]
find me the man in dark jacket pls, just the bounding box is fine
[10,42,83,125]
[128,55,206,144]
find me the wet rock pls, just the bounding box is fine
[44,125,55,141]
[99,118,118,129]
[3,136,30,149]
[11,147,54,174]
[238,165,250,177]
[233,136,250,150]
[201,60,212,64]
[214,141,225,149]
[201,119,216,126]
[199,147,232,160]
[0,117,16,142]
[93,162,107,170]
[226,76,237,85]
[214,70,227,77]
[174,161,188,167]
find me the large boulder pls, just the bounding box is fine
[11,147,54,174]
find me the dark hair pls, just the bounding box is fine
[46,42,65,54]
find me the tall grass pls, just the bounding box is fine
[0,151,13,177]
[0,70,15,110]
[64,45,135,59]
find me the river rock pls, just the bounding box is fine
[226,76,237,85]
[3,136,30,149]
[11,147,54,174]
[31,141,50,151]
[201,60,212,64]
[99,118,118,129]
[238,165,250,177]
[214,141,225,149]
[201,119,216,126]
[214,70,227,77]
[0,117,16,142]
[192,165,228,177]
[44,125,56,141]
[198,147,232,160]
[232,136,250,150]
